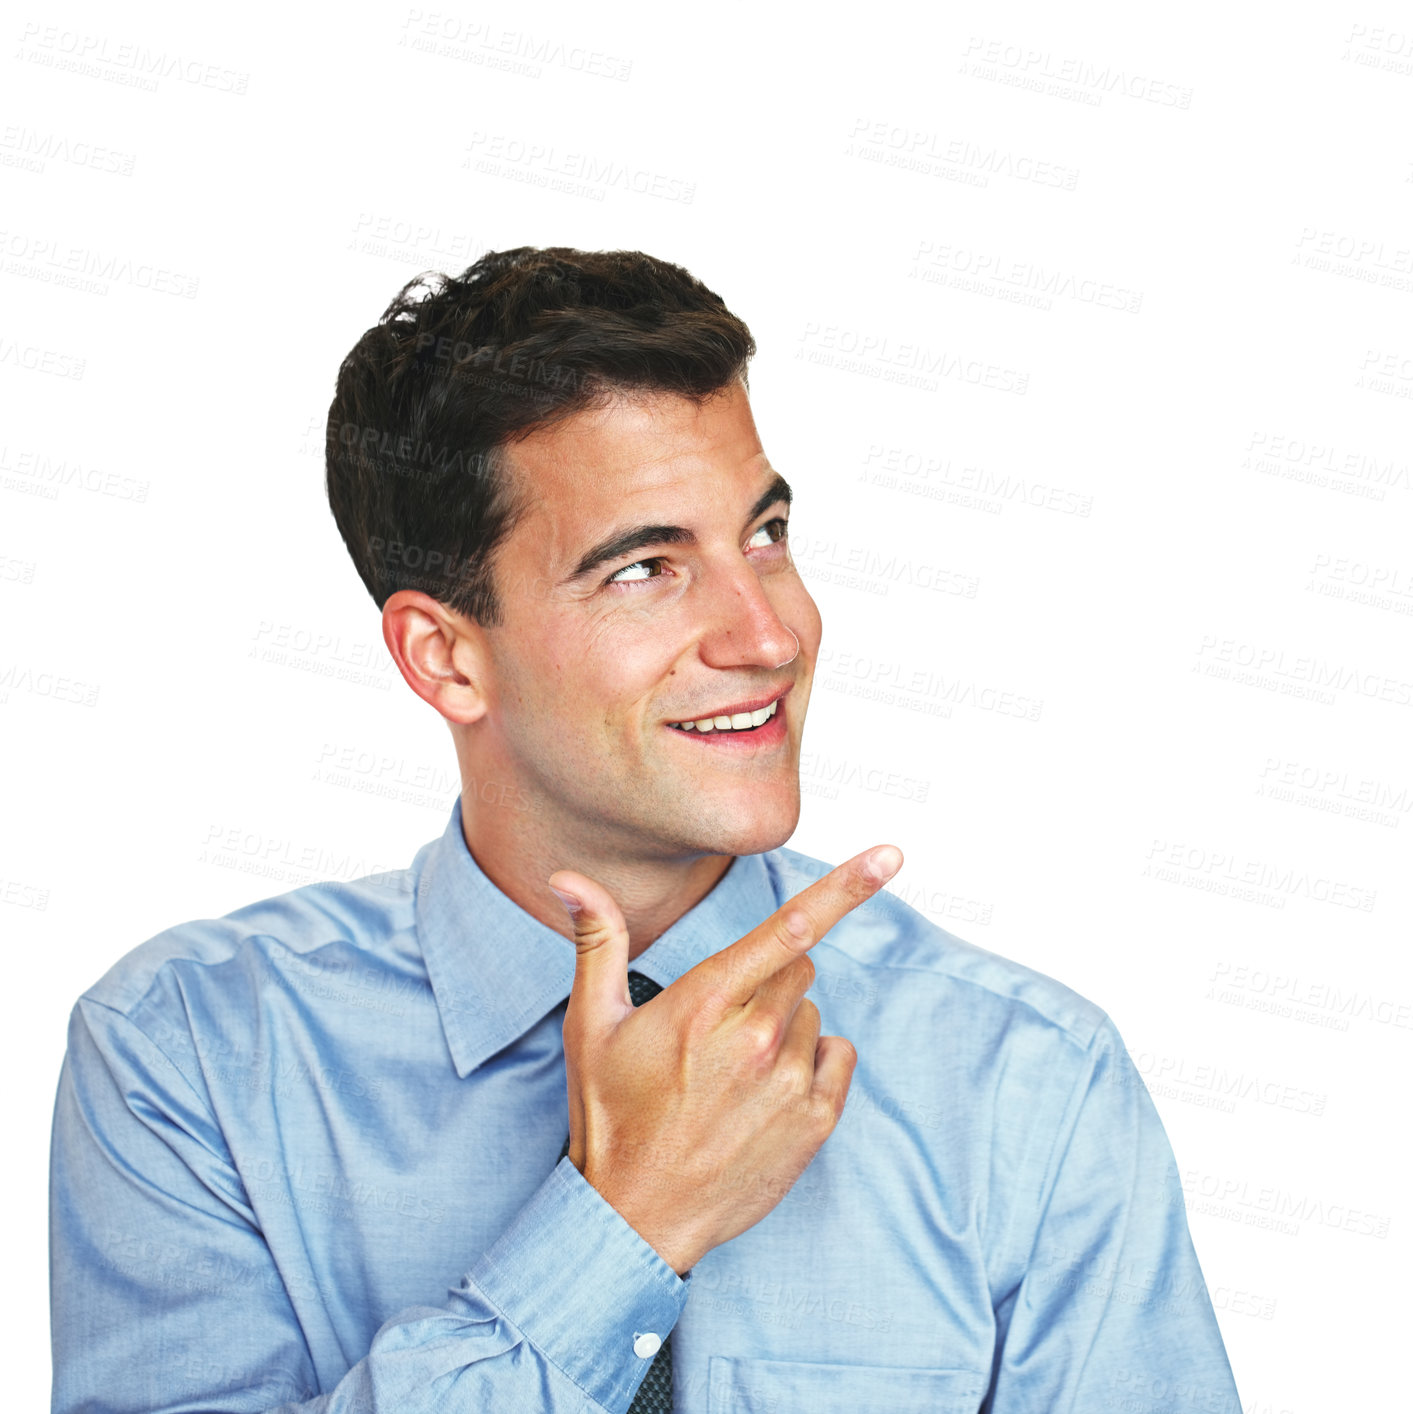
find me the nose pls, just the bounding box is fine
[694,559,800,672]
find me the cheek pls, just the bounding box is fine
[535,615,635,689]
[570,618,675,724]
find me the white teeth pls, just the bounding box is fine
[671,698,779,732]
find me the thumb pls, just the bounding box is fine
[549,870,633,1033]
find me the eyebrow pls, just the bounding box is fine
[561,472,794,585]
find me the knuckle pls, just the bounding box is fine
[810,1090,843,1132]
[774,1057,813,1094]
[849,868,877,904]
[777,906,814,947]
[739,1012,780,1059]
[572,920,617,952]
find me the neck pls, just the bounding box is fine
[459,796,735,963]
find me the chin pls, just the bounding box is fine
[693,787,801,858]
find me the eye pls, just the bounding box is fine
[604,556,665,586]
[602,517,790,589]
[747,516,790,550]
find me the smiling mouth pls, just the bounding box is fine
[666,697,781,734]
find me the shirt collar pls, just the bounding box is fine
[415,795,782,1077]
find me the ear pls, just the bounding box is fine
[381,590,490,726]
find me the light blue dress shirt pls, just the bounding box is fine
[50,796,1241,1413]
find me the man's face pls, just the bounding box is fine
[469,380,822,863]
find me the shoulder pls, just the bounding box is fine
[75,864,421,1028]
[764,844,1112,1058]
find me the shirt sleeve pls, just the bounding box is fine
[982,1017,1243,1414]
[50,998,688,1414]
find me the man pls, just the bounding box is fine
[50,246,1241,1412]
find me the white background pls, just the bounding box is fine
[5,2,1411,1408]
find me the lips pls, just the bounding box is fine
[665,684,792,733]
[663,691,791,752]
[668,697,779,733]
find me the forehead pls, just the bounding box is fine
[504,384,767,522]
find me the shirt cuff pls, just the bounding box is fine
[465,1155,690,1413]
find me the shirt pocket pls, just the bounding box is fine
[706,1355,986,1413]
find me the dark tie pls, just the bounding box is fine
[560,971,673,1412]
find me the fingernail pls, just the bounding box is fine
[550,885,583,918]
[863,846,902,884]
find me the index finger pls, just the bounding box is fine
[691,844,903,1006]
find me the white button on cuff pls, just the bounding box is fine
[633,1333,663,1359]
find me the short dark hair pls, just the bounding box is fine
[324,245,757,625]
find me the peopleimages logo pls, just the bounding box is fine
[960,35,1194,108]
[0,230,199,297]
[16,22,249,94]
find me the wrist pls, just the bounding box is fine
[582,1165,707,1276]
